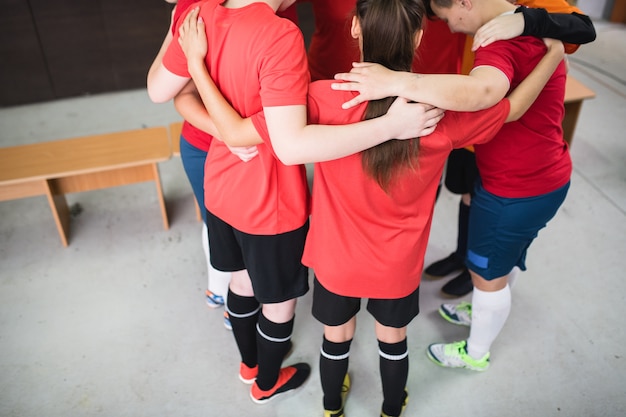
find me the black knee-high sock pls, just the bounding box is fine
[226,289,260,368]
[379,339,409,417]
[320,337,352,411]
[255,312,294,390]
[455,200,470,261]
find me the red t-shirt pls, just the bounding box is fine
[306,0,359,81]
[305,2,466,80]
[472,37,571,198]
[163,0,311,235]
[301,80,510,299]
[413,18,466,75]
[170,0,298,152]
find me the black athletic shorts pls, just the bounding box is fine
[206,210,310,304]
[444,148,479,195]
[311,277,420,328]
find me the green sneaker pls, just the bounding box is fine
[427,340,489,371]
[439,302,472,326]
[380,389,408,417]
[324,373,351,417]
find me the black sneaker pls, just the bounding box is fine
[424,253,465,278]
[250,363,311,404]
[441,268,473,297]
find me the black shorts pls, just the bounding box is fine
[311,278,420,328]
[444,148,479,195]
[206,210,310,304]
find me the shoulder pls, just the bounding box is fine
[308,80,366,125]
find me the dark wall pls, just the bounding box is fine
[0,0,172,107]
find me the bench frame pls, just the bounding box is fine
[0,127,171,246]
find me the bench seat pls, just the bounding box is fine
[0,127,172,246]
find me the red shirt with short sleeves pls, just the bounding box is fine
[301,80,510,299]
[306,0,359,81]
[163,0,311,234]
[472,37,571,198]
[413,19,466,75]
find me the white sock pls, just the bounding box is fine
[202,223,231,301]
[508,266,520,288]
[466,285,511,360]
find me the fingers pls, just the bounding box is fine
[229,146,259,162]
[418,126,436,137]
[341,95,365,110]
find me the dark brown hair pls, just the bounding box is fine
[425,0,453,19]
[357,0,426,191]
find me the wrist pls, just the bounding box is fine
[188,58,206,74]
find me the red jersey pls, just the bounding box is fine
[306,0,359,81]
[302,80,510,299]
[171,0,213,151]
[163,0,311,235]
[413,18,466,75]
[472,37,571,198]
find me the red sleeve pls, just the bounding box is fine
[172,0,201,33]
[438,100,510,149]
[472,40,517,84]
[258,22,309,107]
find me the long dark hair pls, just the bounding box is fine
[357,0,425,192]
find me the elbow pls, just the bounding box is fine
[273,147,302,166]
[147,87,170,104]
[577,13,597,43]
[476,87,500,110]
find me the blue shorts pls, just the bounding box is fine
[179,136,208,224]
[466,181,569,280]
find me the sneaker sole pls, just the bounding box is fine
[438,307,470,327]
[239,342,294,385]
[250,363,311,404]
[206,299,224,309]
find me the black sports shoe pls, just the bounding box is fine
[424,253,465,278]
[250,363,311,404]
[441,268,473,297]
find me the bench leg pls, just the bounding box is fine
[45,179,70,247]
[151,163,169,230]
[562,100,583,147]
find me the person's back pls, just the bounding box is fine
[303,79,510,299]
[472,35,570,198]
[163,0,310,235]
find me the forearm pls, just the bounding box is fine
[267,108,399,165]
[187,58,262,147]
[518,7,596,45]
[174,84,220,137]
[405,72,504,111]
[505,41,565,122]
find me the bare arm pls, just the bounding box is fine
[505,37,565,122]
[332,63,510,112]
[146,6,192,103]
[180,8,444,165]
[473,7,596,51]
[174,81,220,137]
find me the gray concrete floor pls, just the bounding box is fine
[1,19,625,417]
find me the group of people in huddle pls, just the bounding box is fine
[148,0,595,416]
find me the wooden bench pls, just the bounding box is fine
[563,75,595,146]
[0,127,172,246]
[169,121,202,222]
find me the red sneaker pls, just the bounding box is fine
[239,363,258,384]
[250,363,311,404]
